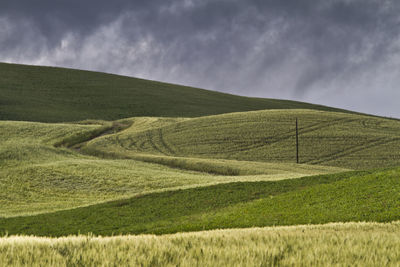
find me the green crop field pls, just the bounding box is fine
[0,62,350,123]
[1,63,400,265]
[84,109,400,170]
[1,167,399,236]
[0,119,346,217]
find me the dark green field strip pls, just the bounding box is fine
[169,167,400,233]
[0,62,350,122]
[0,170,372,236]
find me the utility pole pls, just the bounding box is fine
[296,118,299,164]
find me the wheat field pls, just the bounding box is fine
[1,222,399,266]
[2,63,400,266]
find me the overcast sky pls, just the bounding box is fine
[1,0,399,118]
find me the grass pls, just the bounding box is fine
[0,62,354,122]
[2,62,400,265]
[1,222,400,266]
[0,119,344,217]
[2,168,399,236]
[2,108,400,219]
[84,109,400,170]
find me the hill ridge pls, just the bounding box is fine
[0,62,354,122]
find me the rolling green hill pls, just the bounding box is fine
[1,167,399,236]
[84,109,400,170]
[2,62,400,265]
[0,62,351,122]
[0,119,344,217]
[2,108,400,217]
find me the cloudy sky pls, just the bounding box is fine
[1,0,399,117]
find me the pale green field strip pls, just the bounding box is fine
[2,159,332,217]
[1,222,400,266]
[85,109,400,170]
[0,119,343,217]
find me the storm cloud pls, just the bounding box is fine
[1,0,399,117]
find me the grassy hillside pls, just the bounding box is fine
[2,62,399,265]
[2,222,400,266]
[2,167,399,236]
[0,119,343,217]
[3,108,400,217]
[0,62,351,122]
[84,109,400,170]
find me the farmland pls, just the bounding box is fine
[1,222,400,266]
[83,109,400,170]
[0,62,349,123]
[1,63,400,265]
[1,167,399,236]
[0,119,345,217]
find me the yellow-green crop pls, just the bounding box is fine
[1,222,400,267]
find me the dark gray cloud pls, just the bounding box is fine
[1,0,400,117]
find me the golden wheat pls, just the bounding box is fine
[1,222,399,266]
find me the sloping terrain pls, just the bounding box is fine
[2,107,400,219]
[0,62,351,122]
[1,63,400,265]
[84,109,400,170]
[1,167,399,236]
[0,119,343,217]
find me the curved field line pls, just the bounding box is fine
[307,137,400,165]
[145,130,166,155]
[240,118,358,153]
[190,118,358,156]
[173,118,356,156]
[157,128,176,155]
[360,119,400,134]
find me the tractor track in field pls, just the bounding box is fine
[54,121,132,151]
[302,117,400,165]
[157,128,176,155]
[141,129,177,156]
[57,115,400,170]
[306,137,400,165]
[82,116,358,159]
[187,117,357,156]
[146,130,167,155]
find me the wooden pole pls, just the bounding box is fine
[296,118,299,164]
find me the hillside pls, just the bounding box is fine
[84,109,400,170]
[0,119,344,217]
[1,62,400,264]
[0,62,350,122]
[1,167,399,236]
[2,107,400,217]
